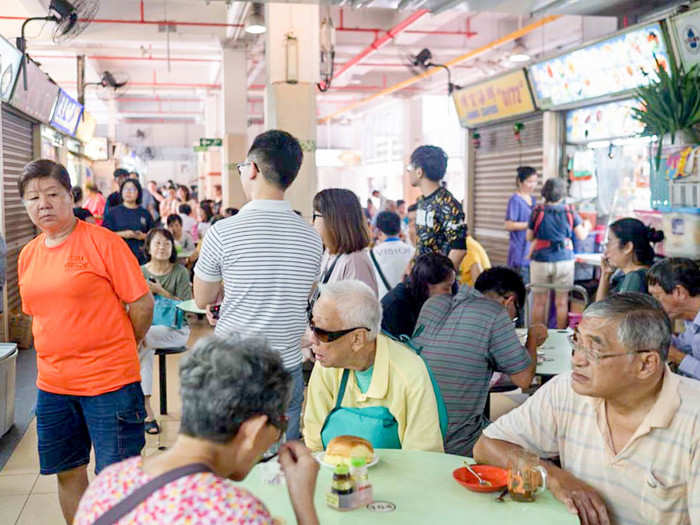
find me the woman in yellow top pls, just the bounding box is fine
[458,235,491,287]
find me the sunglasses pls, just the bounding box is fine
[312,211,322,222]
[307,306,369,343]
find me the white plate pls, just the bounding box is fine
[313,451,380,469]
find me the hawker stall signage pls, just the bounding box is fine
[528,22,669,109]
[671,9,700,69]
[0,35,22,102]
[9,59,59,123]
[452,70,535,128]
[50,89,84,136]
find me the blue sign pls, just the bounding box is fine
[50,89,83,136]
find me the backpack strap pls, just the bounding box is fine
[380,329,448,440]
[531,205,545,237]
[564,204,575,231]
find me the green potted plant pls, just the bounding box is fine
[631,56,700,169]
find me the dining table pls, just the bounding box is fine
[235,449,578,524]
[176,298,207,314]
[516,328,572,377]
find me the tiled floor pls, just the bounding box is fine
[0,319,212,525]
[0,317,526,525]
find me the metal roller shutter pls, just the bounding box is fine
[1,106,36,340]
[473,115,543,266]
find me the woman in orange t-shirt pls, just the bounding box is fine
[17,159,154,525]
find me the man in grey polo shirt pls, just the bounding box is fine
[412,267,545,455]
[194,130,322,440]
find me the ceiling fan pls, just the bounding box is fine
[405,48,462,95]
[16,0,99,90]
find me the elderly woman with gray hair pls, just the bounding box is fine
[303,279,445,453]
[74,336,320,525]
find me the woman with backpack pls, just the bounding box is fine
[527,177,590,328]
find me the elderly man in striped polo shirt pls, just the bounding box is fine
[475,293,700,525]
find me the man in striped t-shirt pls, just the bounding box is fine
[194,130,322,440]
[475,294,700,525]
[413,268,542,456]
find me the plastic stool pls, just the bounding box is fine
[154,346,187,415]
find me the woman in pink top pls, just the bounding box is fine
[312,188,378,295]
[83,182,106,225]
[74,336,320,525]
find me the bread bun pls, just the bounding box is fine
[324,435,374,466]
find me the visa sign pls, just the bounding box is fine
[50,89,84,136]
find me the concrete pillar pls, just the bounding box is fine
[221,47,248,208]
[401,97,423,206]
[542,110,563,181]
[264,3,319,218]
[464,129,476,232]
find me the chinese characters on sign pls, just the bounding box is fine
[452,70,535,128]
[50,89,84,136]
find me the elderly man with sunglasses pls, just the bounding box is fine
[474,293,700,525]
[303,280,444,453]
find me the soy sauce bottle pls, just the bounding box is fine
[331,464,354,495]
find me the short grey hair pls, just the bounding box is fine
[319,279,382,340]
[179,335,291,443]
[583,293,671,360]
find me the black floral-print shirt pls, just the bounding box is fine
[415,187,468,257]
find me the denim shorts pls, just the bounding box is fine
[36,382,146,475]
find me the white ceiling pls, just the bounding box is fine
[0,0,634,129]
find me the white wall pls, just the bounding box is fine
[146,160,197,187]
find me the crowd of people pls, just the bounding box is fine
[9,129,700,525]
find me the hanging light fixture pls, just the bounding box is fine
[509,40,531,63]
[245,3,266,34]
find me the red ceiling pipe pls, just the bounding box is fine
[319,9,430,91]
[249,83,421,92]
[122,118,197,123]
[349,61,476,69]
[0,15,242,28]
[116,97,204,102]
[337,28,477,36]
[58,80,221,88]
[336,10,476,37]
[32,54,220,63]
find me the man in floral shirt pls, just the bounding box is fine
[407,145,467,270]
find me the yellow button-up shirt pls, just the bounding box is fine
[304,334,444,453]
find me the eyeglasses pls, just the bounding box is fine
[235,161,252,176]
[312,211,322,222]
[405,164,416,172]
[568,333,652,363]
[258,414,289,463]
[307,308,369,343]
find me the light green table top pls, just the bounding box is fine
[537,329,573,376]
[176,299,207,314]
[517,328,572,377]
[236,449,578,524]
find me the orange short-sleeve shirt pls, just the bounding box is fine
[18,220,149,396]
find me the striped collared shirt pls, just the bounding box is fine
[194,199,322,369]
[483,369,700,525]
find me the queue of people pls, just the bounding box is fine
[10,132,700,525]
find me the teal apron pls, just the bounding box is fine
[320,369,402,450]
